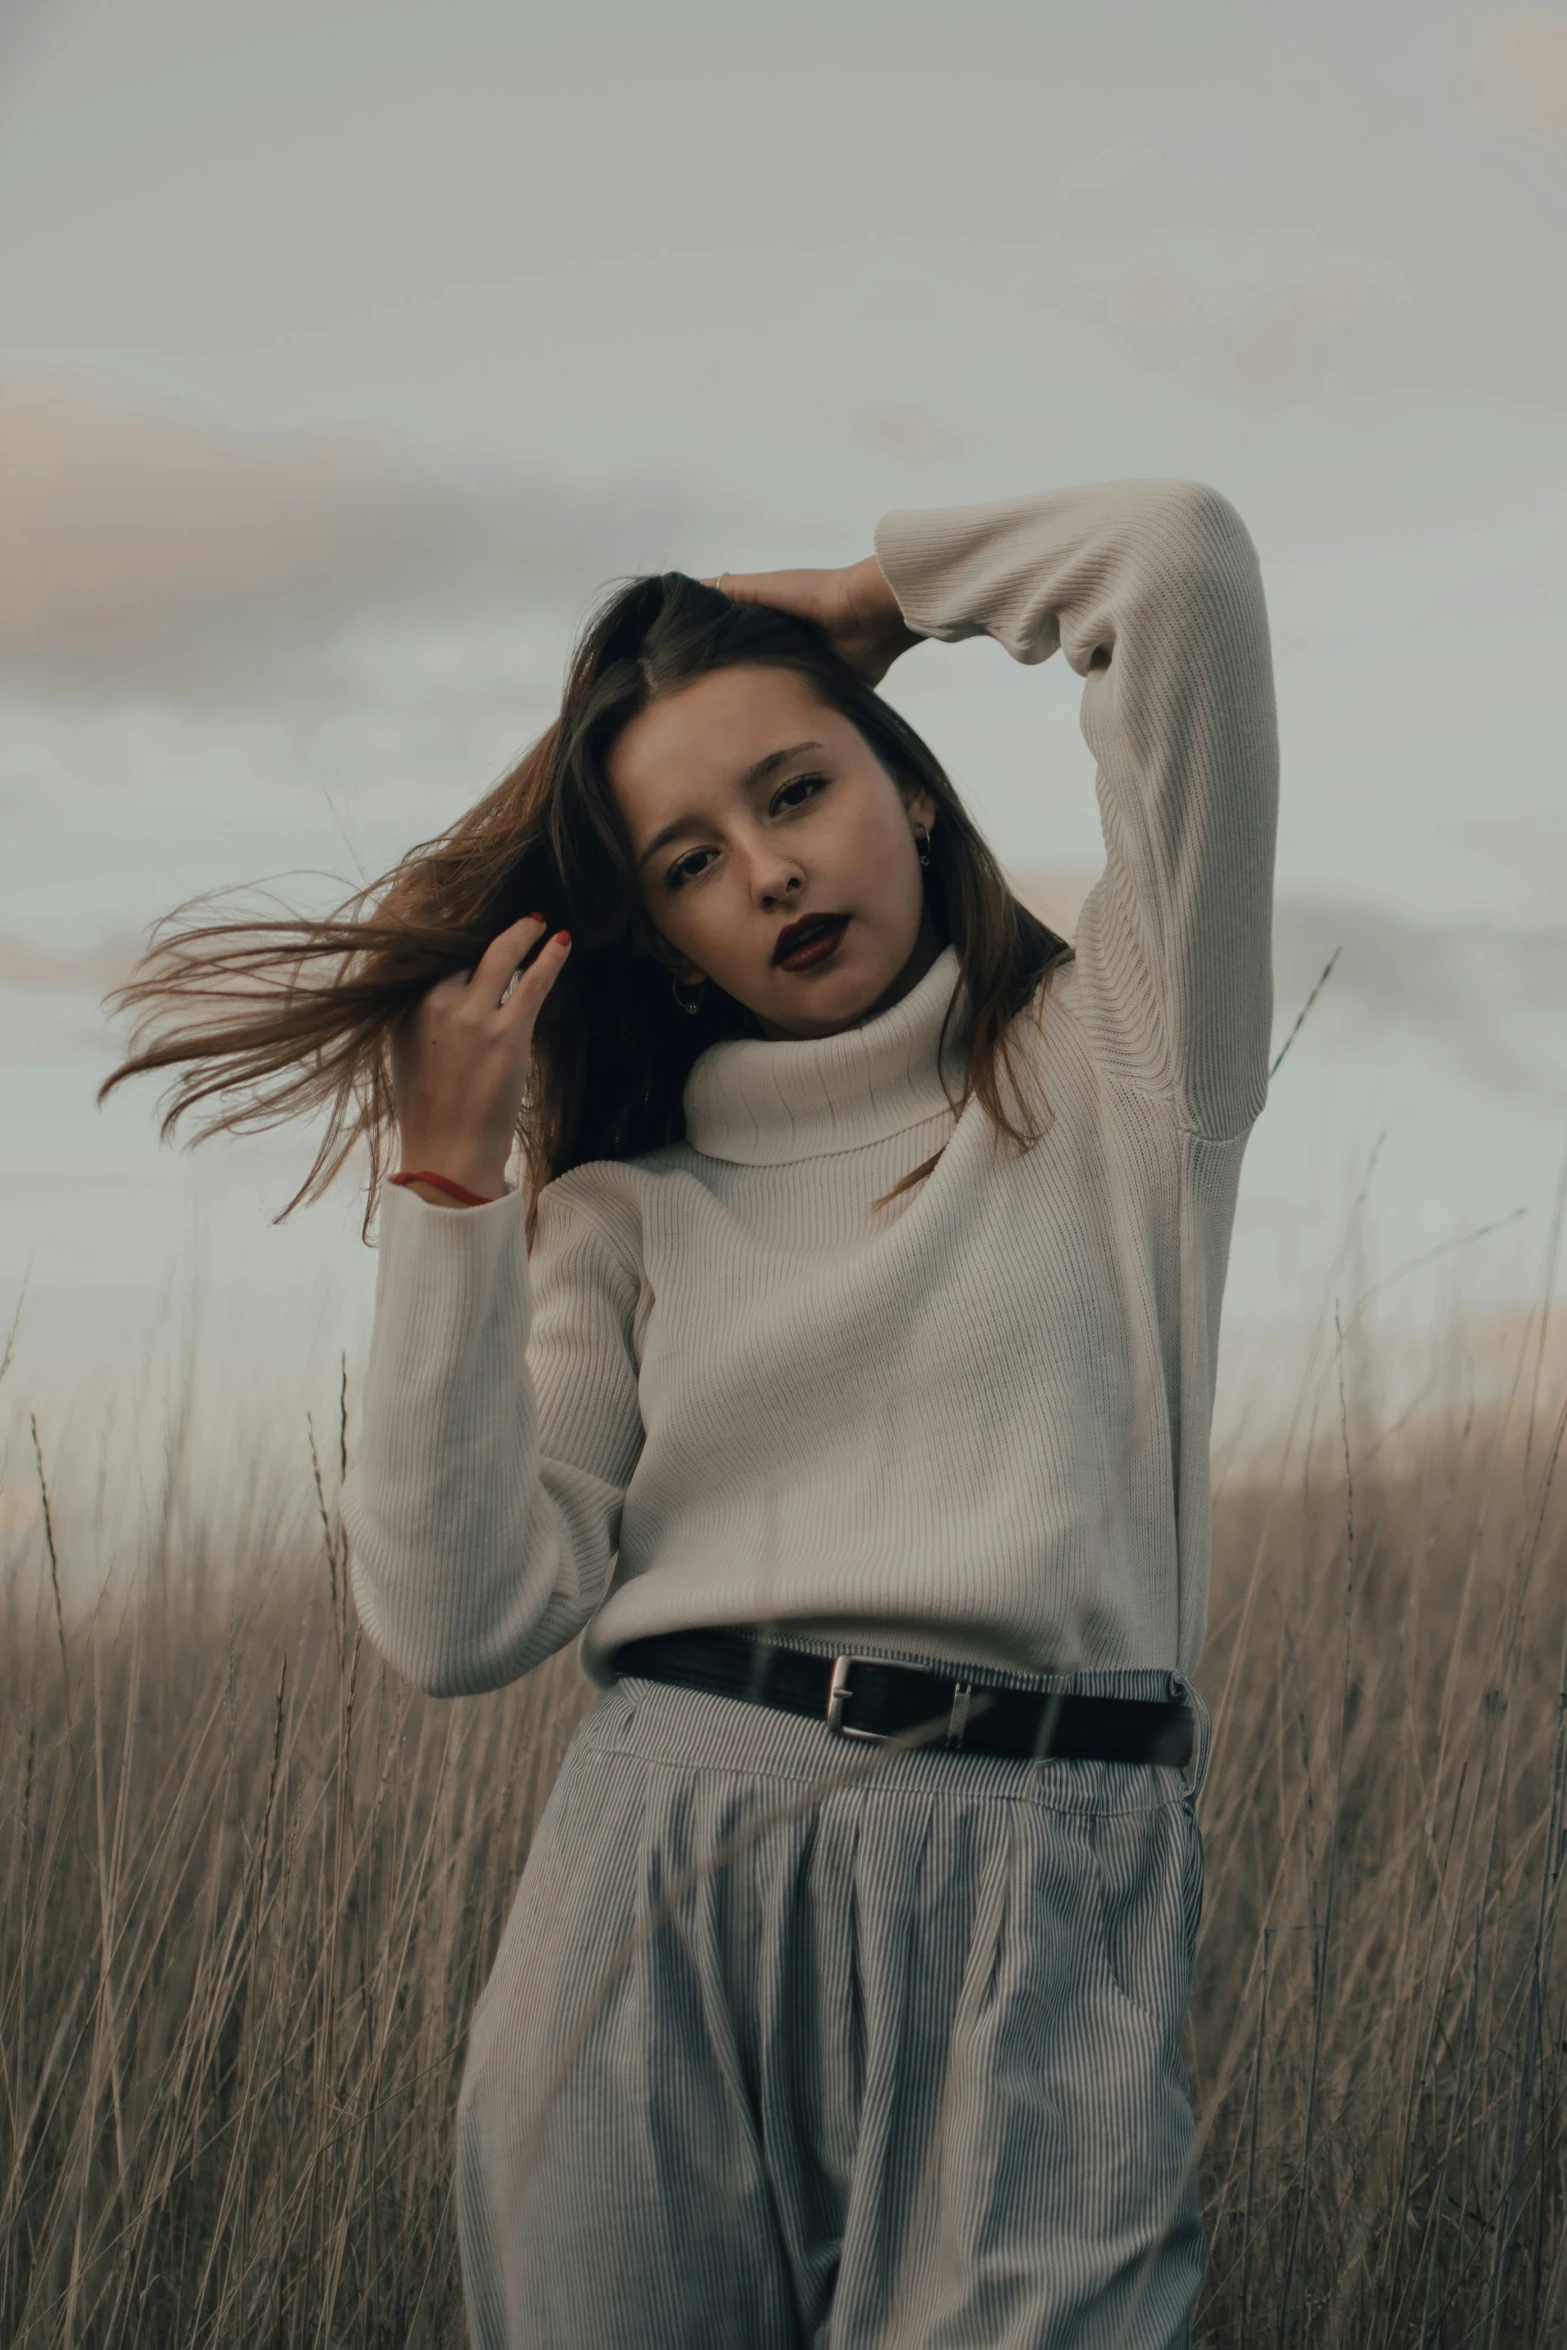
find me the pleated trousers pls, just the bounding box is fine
[457,1664,1209,2350]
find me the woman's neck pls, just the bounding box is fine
[682,942,964,1168]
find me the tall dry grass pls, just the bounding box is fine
[3,1329,1566,2348]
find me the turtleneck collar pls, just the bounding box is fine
[682,946,965,1167]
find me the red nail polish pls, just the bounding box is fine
[529,911,545,923]
[555,930,572,946]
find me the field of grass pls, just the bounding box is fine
[4,1326,1567,2348]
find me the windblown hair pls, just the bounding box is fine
[100,575,1071,1232]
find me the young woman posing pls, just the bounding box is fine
[108,479,1278,2348]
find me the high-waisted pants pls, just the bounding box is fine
[456,1664,1210,2350]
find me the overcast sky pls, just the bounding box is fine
[1,0,1565,1459]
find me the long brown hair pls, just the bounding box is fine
[100,573,1071,1230]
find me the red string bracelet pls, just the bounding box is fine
[390,1170,499,1208]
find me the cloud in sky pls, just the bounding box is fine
[0,1482,43,1539]
[0,373,690,700]
[1225,274,1371,404]
[0,931,139,994]
[1040,261,1375,408]
[856,276,953,334]
[1474,12,1567,142]
[855,402,964,464]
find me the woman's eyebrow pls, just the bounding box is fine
[636,813,705,871]
[634,740,827,870]
[740,738,826,792]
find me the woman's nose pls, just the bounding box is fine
[753,860,804,910]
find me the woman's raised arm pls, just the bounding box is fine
[338,911,646,1696]
[873,481,1279,1142]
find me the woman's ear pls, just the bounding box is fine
[638,928,708,986]
[626,899,708,984]
[904,785,938,841]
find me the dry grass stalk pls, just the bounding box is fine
[2,1335,1565,2347]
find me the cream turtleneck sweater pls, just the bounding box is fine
[343,481,1278,1693]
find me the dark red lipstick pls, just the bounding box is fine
[772,912,849,972]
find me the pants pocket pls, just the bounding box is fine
[1091,1797,1200,2036]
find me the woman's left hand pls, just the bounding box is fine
[709,556,920,686]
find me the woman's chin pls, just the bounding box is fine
[756,959,907,1040]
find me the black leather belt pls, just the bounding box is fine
[609,1629,1193,1768]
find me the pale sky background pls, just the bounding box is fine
[2,0,1566,1498]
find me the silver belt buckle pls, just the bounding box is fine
[825,1654,886,1741]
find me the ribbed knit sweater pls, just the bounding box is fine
[343,482,1278,1695]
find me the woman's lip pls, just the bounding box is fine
[774,915,849,971]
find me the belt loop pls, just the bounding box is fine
[1172,1673,1211,1801]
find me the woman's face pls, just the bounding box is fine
[608,664,938,1041]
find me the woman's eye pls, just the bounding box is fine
[772,772,826,815]
[666,848,716,889]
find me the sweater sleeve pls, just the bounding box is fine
[342,1177,644,1696]
[874,481,1279,1140]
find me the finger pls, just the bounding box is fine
[500,927,572,1017]
[472,913,551,1005]
[711,571,770,606]
[712,567,835,623]
[707,570,783,607]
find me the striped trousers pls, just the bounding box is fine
[457,1666,1209,2350]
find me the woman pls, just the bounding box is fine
[106,479,1278,2348]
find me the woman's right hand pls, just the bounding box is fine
[389,915,571,1204]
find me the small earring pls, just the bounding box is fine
[916,828,932,868]
[671,976,705,1016]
